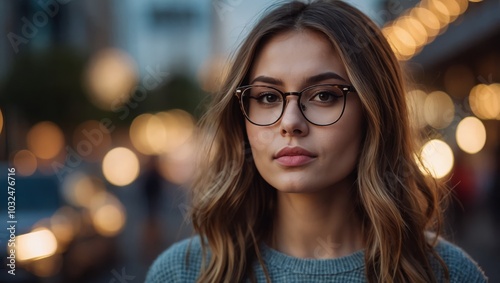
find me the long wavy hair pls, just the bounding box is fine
[190,1,449,282]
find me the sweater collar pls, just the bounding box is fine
[260,244,365,275]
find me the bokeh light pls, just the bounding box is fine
[411,7,441,38]
[382,0,473,62]
[439,0,461,21]
[158,141,196,185]
[89,192,126,237]
[392,26,417,57]
[27,121,65,160]
[130,110,195,155]
[0,108,3,135]
[50,206,80,250]
[457,0,470,13]
[145,115,168,154]
[85,48,137,111]
[102,147,140,186]
[62,173,106,207]
[13,150,38,176]
[383,25,416,60]
[469,84,500,119]
[129,113,154,155]
[406,89,428,128]
[456,116,486,154]
[157,109,195,154]
[16,228,58,262]
[424,91,455,129]
[419,139,454,179]
[427,0,451,28]
[397,16,428,48]
[29,254,62,278]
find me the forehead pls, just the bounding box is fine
[249,29,349,86]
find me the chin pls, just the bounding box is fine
[270,181,321,194]
[274,187,309,194]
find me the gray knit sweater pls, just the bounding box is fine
[145,236,487,282]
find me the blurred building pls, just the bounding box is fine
[117,0,213,76]
[0,0,214,79]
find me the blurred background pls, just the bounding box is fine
[0,0,498,282]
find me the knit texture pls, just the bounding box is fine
[145,236,487,283]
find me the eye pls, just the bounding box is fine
[249,88,282,105]
[258,92,281,103]
[310,91,340,103]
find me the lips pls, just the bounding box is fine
[274,147,317,167]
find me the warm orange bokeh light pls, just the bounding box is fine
[130,110,195,155]
[27,121,65,160]
[0,108,3,135]
[62,173,106,207]
[418,139,454,179]
[50,206,79,249]
[89,192,126,237]
[456,116,486,154]
[406,89,428,128]
[130,113,155,155]
[469,84,500,119]
[411,7,441,38]
[16,228,58,262]
[30,254,62,278]
[85,48,137,111]
[158,109,195,154]
[102,147,140,186]
[424,91,455,129]
[383,0,471,61]
[13,150,38,176]
[158,141,196,185]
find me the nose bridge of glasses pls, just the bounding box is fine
[283,91,302,105]
[281,91,307,119]
[283,91,301,97]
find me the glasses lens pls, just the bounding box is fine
[241,86,283,125]
[300,85,346,125]
[239,84,347,126]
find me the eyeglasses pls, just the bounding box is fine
[235,84,356,126]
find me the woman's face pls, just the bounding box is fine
[245,30,364,194]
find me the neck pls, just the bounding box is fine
[270,183,363,259]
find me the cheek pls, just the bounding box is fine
[340,99,364,144]
[246,123,277,153]
[322,105,365,163]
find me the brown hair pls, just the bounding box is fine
[190,1,449,282]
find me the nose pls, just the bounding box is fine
[279,97,309,137]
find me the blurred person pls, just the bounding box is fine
[488,148,500,247]
[144,156,163,219]
[146,1,487,282]
[141,156,168,263]
[448,153,477,241]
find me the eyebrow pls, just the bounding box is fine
[305,72,348,84]
[250,72,348,86]
[250,76,284,85]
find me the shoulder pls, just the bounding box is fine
[145,236,205,283]
[433,237,487,282]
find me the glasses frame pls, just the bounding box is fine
[235,83,356,126]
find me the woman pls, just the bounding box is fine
[146,1,486,282]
